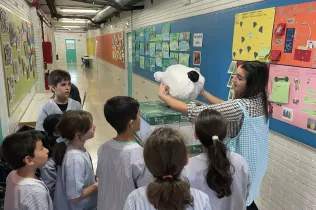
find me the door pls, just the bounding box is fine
[65,39,77,63]
[127,33,133,97]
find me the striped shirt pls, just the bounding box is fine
[124,186,212,210]
[4,170,53,210]
[187,94,264,138]
[96,139,153,210]
[35,99,82,131]
[183,152,250,210]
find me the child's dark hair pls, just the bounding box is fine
[1,130,44,170]
[104,96,139,134]
[49,69,71,86]
[195,109,233,198]
[53,110,93,166]
[144,127,193,210]
[43,114,62,157]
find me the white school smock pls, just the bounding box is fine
[54,144,97,210]
[40,157,56,200]
[35,98,82,131]
[96,139,153,210]
[124,186,212,210]
[183,152,250,210]
[4,170,53,210]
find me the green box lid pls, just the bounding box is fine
[139,101,190,125]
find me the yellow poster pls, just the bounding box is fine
[86,37,95,56]
[232,8,275,62]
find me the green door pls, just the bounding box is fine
[127,33,133,97]
[65,39,77,63]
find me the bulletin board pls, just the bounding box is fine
[271,2,316,68]
[86,37,95,56]
[232,8,275,62]
[96,31,125,69]
[0,5,37,116]
[132,0,316,148]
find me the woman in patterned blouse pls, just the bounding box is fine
[158,60,269,210]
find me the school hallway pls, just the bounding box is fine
[56,62,121,170]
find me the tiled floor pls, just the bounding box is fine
[56,62,121,169]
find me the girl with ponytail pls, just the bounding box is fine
[184,109,250,210]
[124,127,211,210]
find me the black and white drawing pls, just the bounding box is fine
[3,42,12,67]
[7,75,15,103]
[0,8,9,34]
[12,59,19,81]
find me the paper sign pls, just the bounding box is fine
[193,33,203,47]
[258,47,271,58]
[228,61,237,74]
[179,53,190,67]
[193,51,201,66]
[271,81,290,103]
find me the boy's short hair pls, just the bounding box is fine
[49,69,71,86]
[1,130,44,170]
[104,96,139,134]
[43,114,62,136]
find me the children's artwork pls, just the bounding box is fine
[193,51,201,66]
[227,75,234,88]
[271,81,290,103]
[170,41,179,51]
[156,57,162,67]
[228,89,235,100]
[0,8,9,34]
[135,50,140,62]
[307,118,316,133]
[179,53,190,67]
[156,34,162,41]
[150,43,156,57]
[232,8,275,61]
[179,32,190,51]
[193,33,203,47]
[132,30,136,40]
[145,28,150,42]
[12,59,19,81]
[140,56,145,69]
[170,33,179,41]
[9,23,17,47]
[170,52,179,65]
[156,41,162,51]
[268,64,316,133]
[140,42,145,56]
[145,42,149,56]
[156,52,162,58]
[140,28,145,41]
[228,61,237,74]
[162,42,170,58]
[7,75,15,102]
[149,27,156,41]
[162,23,171,41]
[162,59,170,71]
[16,33,21,51]
[150,58,156,72]
[26,64,30,81]
[145,57,150,69]
[3,42,12,67]
[271,2,316,68]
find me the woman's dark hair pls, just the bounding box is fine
[239,61,269,120]
[43,114,62,158]
[144,127,193,210]
[195,109,233,198]
[53,110,93,166]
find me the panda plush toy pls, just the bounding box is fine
[154,64,205,101]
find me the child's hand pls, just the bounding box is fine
[95,176,99,182]
[158,83,169,97]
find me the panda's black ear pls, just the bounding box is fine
[187,71,199,83]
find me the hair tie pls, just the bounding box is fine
[162,175,173,180]
[212,135,219,144]
[56,137,67,143]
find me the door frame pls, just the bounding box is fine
[65,39,77,63]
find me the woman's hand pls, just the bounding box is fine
[158,83,169,98]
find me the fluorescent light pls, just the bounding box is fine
[60,8,98,13]
[61,20,86,23]
[61,25,82,28]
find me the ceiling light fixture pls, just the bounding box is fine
[61,20,86,23]
[61,25,82,28]
[60,8,98,13]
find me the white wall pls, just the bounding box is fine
[54,32,87,64]
[87,0,316,210]
[0,0,44,136]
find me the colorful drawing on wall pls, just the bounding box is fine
[170,52,179,65]
[156,51,162,58]
[140,56,145,69]
[271,2,316,68]
[162,23,171,41]
[145,42,149,56]
[156,34,162,42]
[150,58,156,72]
[149,27,156,41]
[156,57,162,67]
[140,28,145,41]
[228,61,237,74]
[162,59,170,71]
[86,37,95,56]
[162,42,169,58]
[145,28,150,42]
[150,43,156,57]
[232,7,275,62]
[170,33,179,51]
[228,89,235,101]
[145,57,150,69]
[179,53,190,67]
[179,32,190,52]
[193,51,201,66]
[227,75,234,88]
[135,50,140,62]
[96,31,125,69]
[268,64,316,133]
[140,42,145,55]
[156,41,162,51]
